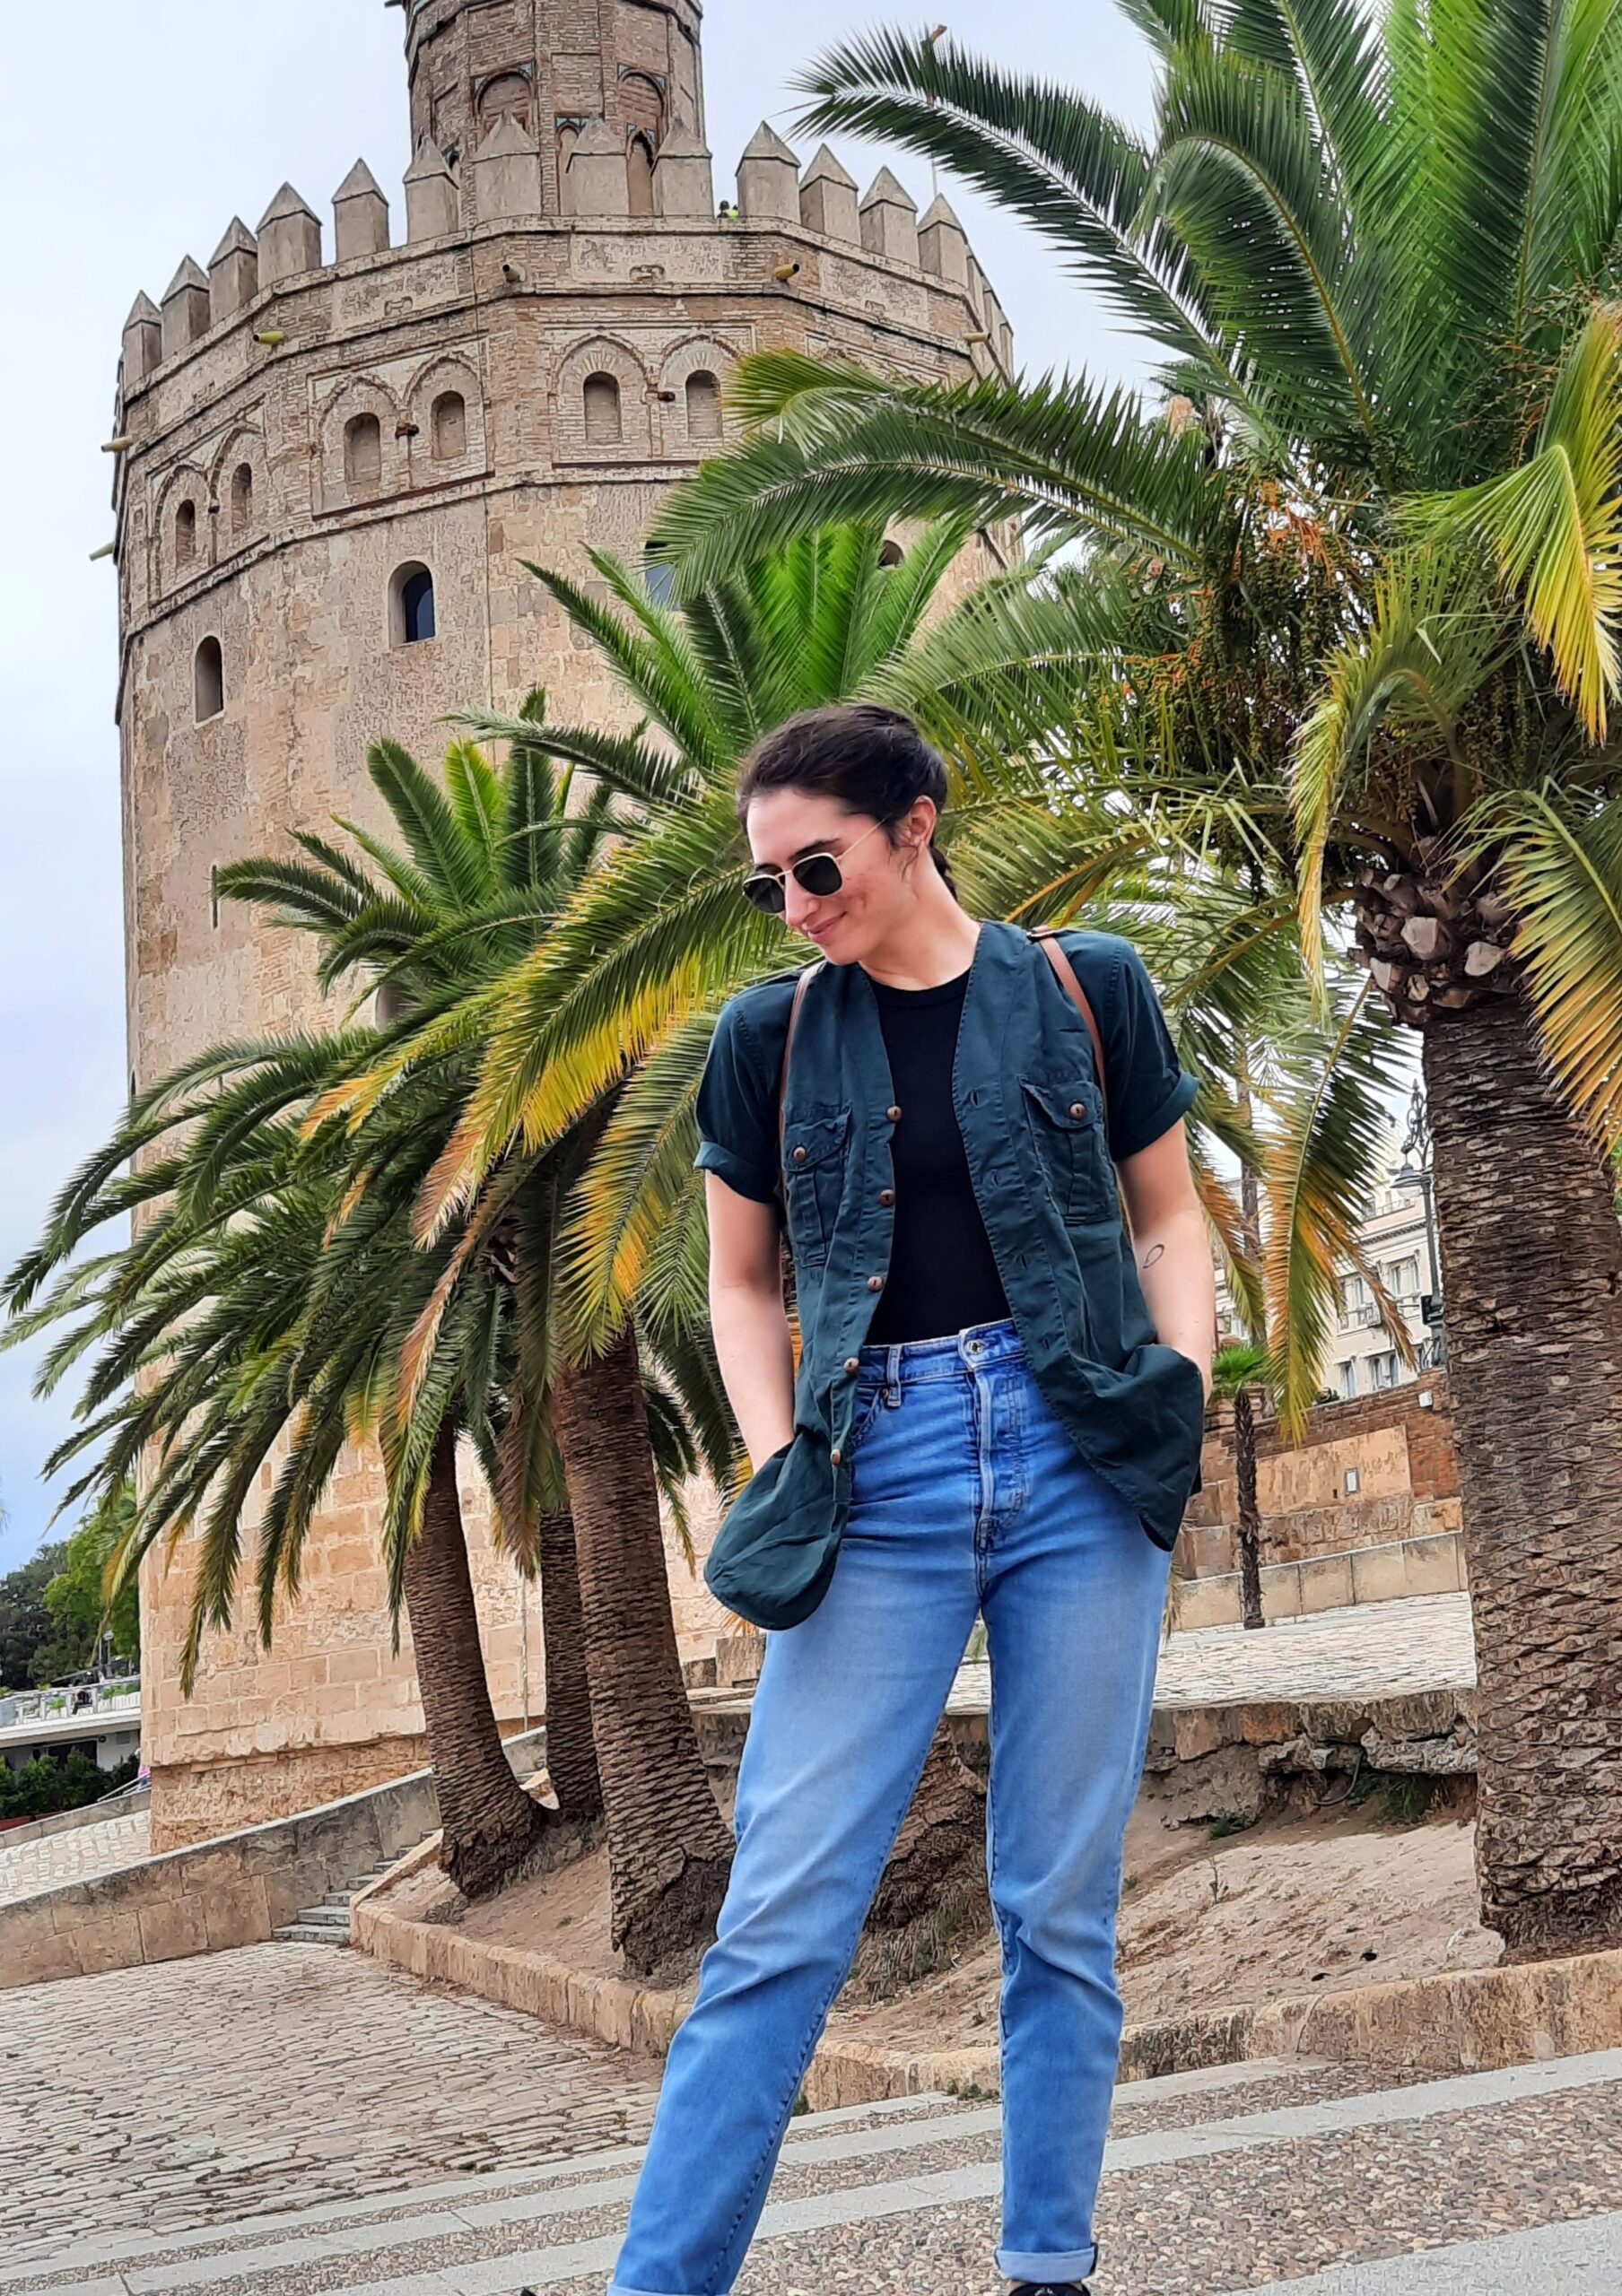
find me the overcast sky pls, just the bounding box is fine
[0,2,1166,1573]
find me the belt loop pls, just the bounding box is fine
[886,1341,903,1389]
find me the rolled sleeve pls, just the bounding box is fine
[1086,937,1200,1162]
[694,996,780,1206]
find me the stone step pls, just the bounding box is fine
[271,1922,351,1945]
[293,1906,350,1928]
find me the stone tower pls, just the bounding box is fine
[114,0,1014,1848]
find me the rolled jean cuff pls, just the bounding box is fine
[608,2283,692,2295]
[995,2240,1099,2283]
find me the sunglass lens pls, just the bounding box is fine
[742,873,786,914]
[795,856,843,897]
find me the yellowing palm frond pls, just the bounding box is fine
[1402,307,1622,740]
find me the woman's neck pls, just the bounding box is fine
[858,891,982,992]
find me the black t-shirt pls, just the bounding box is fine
[863,967,1010,1345]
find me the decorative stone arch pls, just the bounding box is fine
[656,335,740,457]
[208,424,268,552]
[404,353,486,473]
[315,373,406,514]
[475,65,534,135]
[552,335,654,462]
[151,461,212,594]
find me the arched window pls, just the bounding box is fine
[685,370,722,443]
[390,561,437,647]
[878,538,906,568]
[345,412,383,494]
[195,637,224,722]
[432,390,467,461]
[230,464,254,535]
[627,135,656,217]
[583,371,622,446]
[175,499,197,566]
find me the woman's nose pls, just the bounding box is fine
[782,878,820,930]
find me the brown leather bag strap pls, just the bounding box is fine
[1029,928,1111,1152]
[776,961,824,1195]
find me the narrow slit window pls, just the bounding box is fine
[583,371,622,446]
[230,464,254,535]
[175,500,197,566]
[432,391,467,461]
[195,637,224,721]
[345,412,383,493]
[627,135,656,217]
[685,370,722,443]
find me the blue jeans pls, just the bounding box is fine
[609,1316,1173,2294]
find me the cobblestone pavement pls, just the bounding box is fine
[9,1941,1622,2294]
[0,1808,152,1907]
[941,1591,1474,1718]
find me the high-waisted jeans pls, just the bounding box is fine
[608,1315,1173,2294]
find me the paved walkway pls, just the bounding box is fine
[5,1941,1622,2292]
[0,1807,152,1908]
[932,1591,1472,1725]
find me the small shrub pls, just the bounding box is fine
[1207,1811,1255,1840]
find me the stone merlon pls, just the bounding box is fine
[404,136,459,242]
[208,217,260,324]
[334,161,391,264]
[257,183,323,284]
[737,122,800,225]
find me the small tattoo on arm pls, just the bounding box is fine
[1139,1243,1165,1272]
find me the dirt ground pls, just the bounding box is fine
[388,1782,1501,2055]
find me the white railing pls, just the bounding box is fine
[0,1678,142,1731]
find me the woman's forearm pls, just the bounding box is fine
[710,1275,798,1469]
[1133,1203,1216,1401]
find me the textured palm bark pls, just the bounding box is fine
[850,1720,990,1994]
[405,1431,571,1901]
[1233,1386,1265,1631]
[536,1507,603,1821]
[550,1322,733,1976]
[1422,992,1622,1956]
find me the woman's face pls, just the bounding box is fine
[745,787,930,966]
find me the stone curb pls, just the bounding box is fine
[353,1877,1622,2106]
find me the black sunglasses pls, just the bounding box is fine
[740,818,892,914]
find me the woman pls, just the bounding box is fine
[607,703,1214,2296]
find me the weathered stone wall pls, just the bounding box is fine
[1176,1372,1461,1582]
[117,51,1003,1846]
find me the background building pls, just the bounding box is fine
[114,0,1013,1848]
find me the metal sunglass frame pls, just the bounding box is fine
[740,817,893,914]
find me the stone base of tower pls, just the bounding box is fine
[139,1453,732,1850]
[147,1734,439,1854]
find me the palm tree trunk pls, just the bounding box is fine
[1233,1386,1266,1631]
[851,1720,990,1993]
[536,1507,603,1820]
[1423,992,1622,1957]
[405,1428,565,1900]
[550,1320,733,1976]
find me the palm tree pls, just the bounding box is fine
[1210,1341,1272,1630]
[645,4,1622,1958]
[3,732,729,1917]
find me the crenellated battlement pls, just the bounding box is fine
[119,118,1013,403]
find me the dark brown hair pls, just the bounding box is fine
[736,703,958,893]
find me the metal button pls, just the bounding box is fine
[879,1187,895,1206]
[868,1274,885,1292]
[792,1144,808,1163]
[843,1356,860,1375]
[1070,1102,1086,1119]
[886,1104,903,1123]
[831,1446,843,1465]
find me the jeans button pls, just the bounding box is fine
[843,1356,860,1375]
